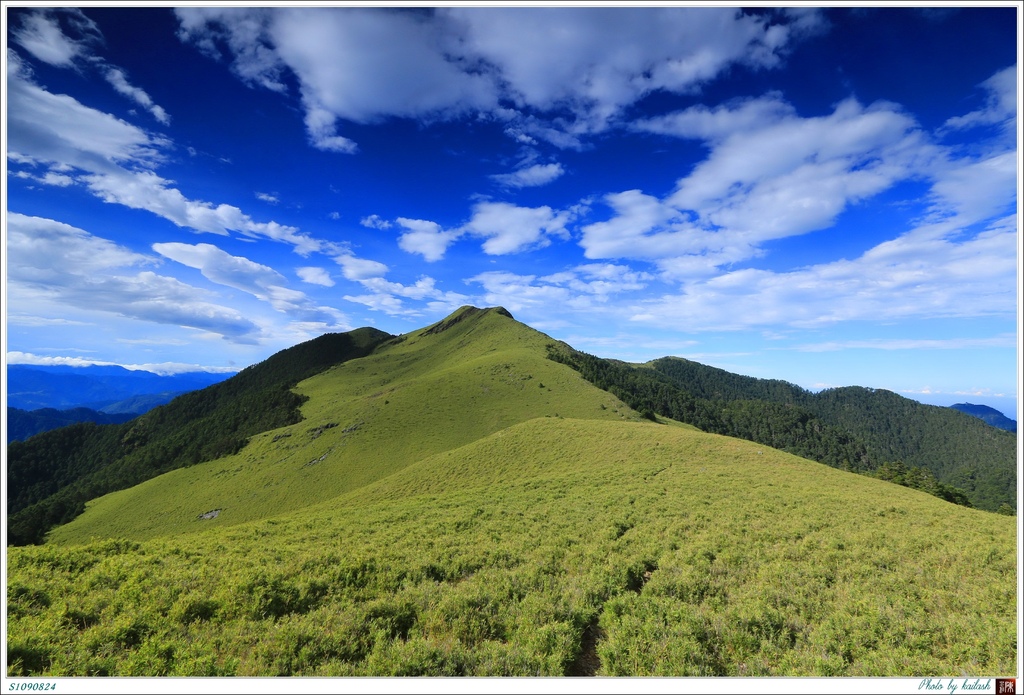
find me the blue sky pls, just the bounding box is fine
[4,5,1020,419]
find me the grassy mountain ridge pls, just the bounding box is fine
[8,306,1016,547]
[46,307,635,544]
[582,354,1014,511]
[5,306,1018,676]
[6,327,392,545]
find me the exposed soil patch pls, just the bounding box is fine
[197,509,221,520]
[566,619,604,676]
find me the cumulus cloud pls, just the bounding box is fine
[397,202,577,261]
[334,254,389,281]
[7,214,261,343]
[326,249,467,317]
[153,242,348,327]
[491,162,564,188]
[468,263,652,314]
[174,7,822,150]
[396,218,462,262]
[585,95,939,278]
[296,266,334,287]
[7,52,324,257]
[255,191,279,204]
[464,202,574,255]
[360,214,393,230]
[627,212,1017,332]
[344,275,469,317]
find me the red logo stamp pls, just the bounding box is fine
[996,679,1016,694]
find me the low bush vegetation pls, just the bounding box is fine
[7,419,1016,677]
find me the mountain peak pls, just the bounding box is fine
[424,305,515,335]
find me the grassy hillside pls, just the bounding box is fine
[8,418,1016,677]
[646,358,1017,510]
[47,307,634,543]
[6,306,1017,677]
[550,352,1014,511]
[7,327,391,545]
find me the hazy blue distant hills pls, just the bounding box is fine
[6,364,234,412]
[8,408,137,443]
[950,403,1017,433]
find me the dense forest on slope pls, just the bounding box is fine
[549,348,1012,511]
[647,358,1015,511]
[6,328,392,546]
[8,407,137,444]
[545,346,871,473]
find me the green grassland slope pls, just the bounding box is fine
[8,419,1016,676]
[647,357,1017,510]
[6,326,391,545]
[47,307,633,543]
[6,306,1018,677]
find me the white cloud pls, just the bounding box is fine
[464,202,574,255]
[174,7,823,150]
[296,266,335,287]
[491,162,564,188]
[447,7,813,134]
[10,8,100,68]
[7,53,326,257]
[468,271,572,314]
[7,49,166,169]
[153,242,347,327]
[6,351,237,375]
[335,254,389,281]
[396,218,461,262]
[13,10,171,125]
[468,263,652,315]
[926,151,1016,224]
[360,214,392,230]
[943,64,1016,133]
[397,202,577,261]
[7,214,262,343]
[104,67,171,125]
[627,213,1017,332]
[344,275,468,317]
[175,7,288,93]
[6,315,93,327]
[585,95,939,278]
[796,335,1016,353]
[255,191,279,204]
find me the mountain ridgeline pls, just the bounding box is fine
[5,307,1018,677]
[547,346,1015,512]
[950,403,1017,433]
[5,307,1016,548]
[6,327,391,545]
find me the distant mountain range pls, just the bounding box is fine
[6,364,234,412]
[8,407,137,444]
[949,403,1016,433]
